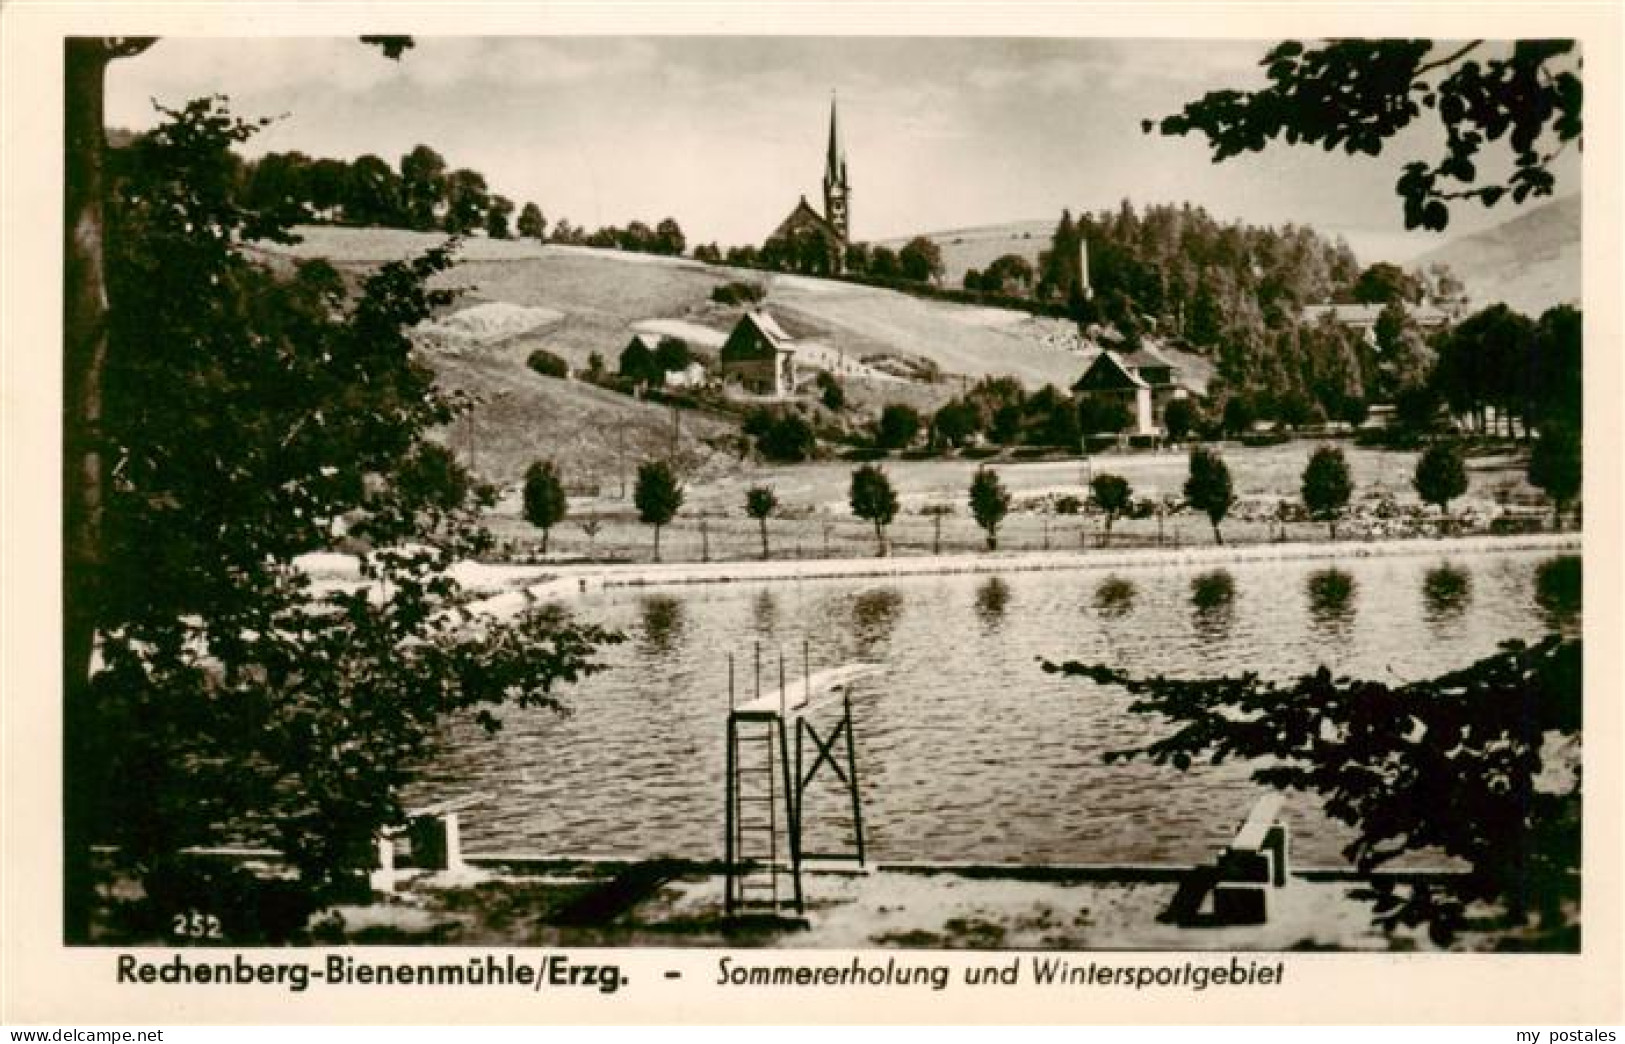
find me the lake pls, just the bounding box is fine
[419,548,1581,868]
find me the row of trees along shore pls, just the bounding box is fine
[522,434,1573,562]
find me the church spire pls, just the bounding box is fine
[825,91,845,188]
[822,90,850,247]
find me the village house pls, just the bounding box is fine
[1071,344,1190,436]
[721,310,799,397]
[1299,302,1451,347]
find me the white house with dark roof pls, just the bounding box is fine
[721,310,799,397]
[1071,345,1190,436]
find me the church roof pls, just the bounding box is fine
[770,197,838,243]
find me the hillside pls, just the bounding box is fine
[878,220,1051,288]
[1409,194,1581,317]
[251,226,1216,488]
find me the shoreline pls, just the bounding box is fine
[471,531,1582,612]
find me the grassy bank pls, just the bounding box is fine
[481,441,1552,566]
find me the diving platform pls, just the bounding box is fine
[723,644,877,916]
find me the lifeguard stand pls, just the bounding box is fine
[722,642,875,916]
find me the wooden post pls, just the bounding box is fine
[843,691,867,867]
[723,714,737,915]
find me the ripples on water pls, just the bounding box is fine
[423,551,1581,868]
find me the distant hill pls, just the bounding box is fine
[1410,194,1580,317]
[877,221,1052,288]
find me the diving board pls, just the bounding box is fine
[723,647,878,917]
[730,662,882,719]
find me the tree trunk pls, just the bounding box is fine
[541,528,549,555]
[652,524,662,562]
[986,530,997,552]
[758,518,769,560]
[1211,519,1224,545]
[63,38,115,945]
[873,520,886,557]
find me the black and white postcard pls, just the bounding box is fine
[2,0,1620,1027]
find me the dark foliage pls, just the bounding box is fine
[1414,441,1469,516]
[1088,473,1132,545]
[1149,40,1582,231]
[757,413,817,463]
[89,99,619,927]
[526,348,568,379]
[1043,636,1582,945]
[876,403,923,450]
[968,467,1011,551]
[1301,444,1354,538]
[522,460,568,552]
[633,459,684,561]
[849,464,900,556]
[1183,446,1236,544]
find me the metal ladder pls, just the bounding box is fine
[725,714,799,913]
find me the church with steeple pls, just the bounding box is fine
[763,94,852,274]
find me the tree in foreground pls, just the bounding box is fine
[968,467,1011,551]
[849,464,900,557]
[1528,426,1582,530]
[1089,473,1133,547]
[634,459,684,562]
[744,485,780,560]
[1148,40,1582,231]
[1184,446,1236,545]
[1301,444,1354,540]
[1043,635,1580,947]
[78,96,620,940]
[522,460,569,554]
[1414,441,1469,531]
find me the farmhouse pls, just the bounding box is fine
[762,95,851,274]
[1299,302,1451,347]
[1072,345,1190,436]
[721,311,798,397]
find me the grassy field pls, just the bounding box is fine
[253,225,1183,489]
[879,219,1053,288]
[482,441,1545,565]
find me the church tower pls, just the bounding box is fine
[822,93,851,247]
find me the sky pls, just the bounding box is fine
[105,36,1582,265]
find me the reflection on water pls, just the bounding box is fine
[850,588,904,655]
[1094,576,1137,619]
[1306,568,1357,636]
[1536,556,1582,633]
[1190,570,1236,642]
[751,589,779,635]
[1422,564,1472,623]
[974,576,1012,631]
[637,594,686,657]
[431,548,1577,867]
